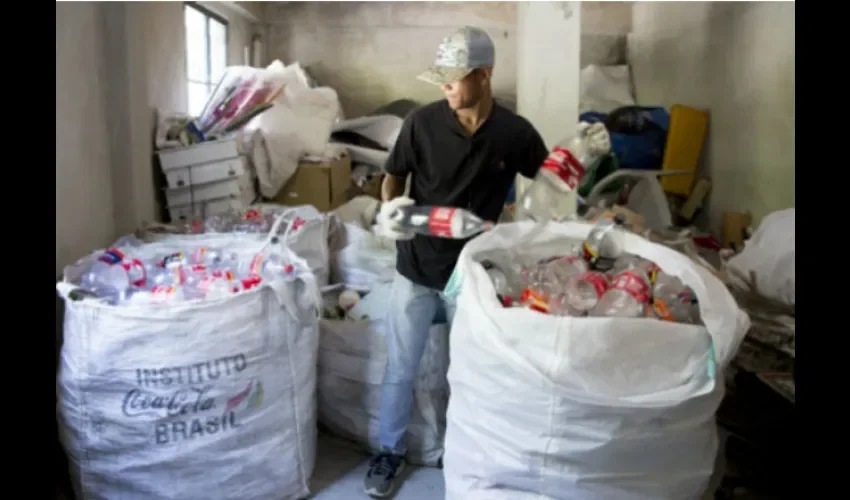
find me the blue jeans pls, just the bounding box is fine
[378,272,456,455]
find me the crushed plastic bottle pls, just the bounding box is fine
[516,128,607,222]
[389,205,494,239]
[563,271,610,312]
[590,267,652,318]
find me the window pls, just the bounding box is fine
[184,2,228,117]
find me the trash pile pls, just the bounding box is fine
[482,216,700,323]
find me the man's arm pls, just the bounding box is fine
[518,126,550,179]
[382,115,417,201]
[381,175,406,202]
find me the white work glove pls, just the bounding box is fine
[577,121,611,157]
[373,196,416,241]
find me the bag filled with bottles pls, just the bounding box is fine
[140,204,333,286]
[56,214,321,500]
[442,220,750,500]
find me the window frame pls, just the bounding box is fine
[184,2,229,115]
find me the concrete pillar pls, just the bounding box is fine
[515,1,581,197]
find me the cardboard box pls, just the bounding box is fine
[272,152,351,212]
[722,211,753,250]
[347,174,383,201]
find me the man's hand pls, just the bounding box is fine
[373,196,416,241]
[577,121,611,157]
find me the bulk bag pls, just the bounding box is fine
[318,316,449,466]
[56,218,321,500]
[443,221,749,500]
[329,223,396,289]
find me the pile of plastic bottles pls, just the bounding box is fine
[70,244,300,306]
[482,216,701,324]
[166,208,307,236]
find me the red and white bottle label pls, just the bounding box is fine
[577,271,610,298]
[120,258,147,288]
[428,207,457,238]
[610,271,651,303]
[541,146,586,190]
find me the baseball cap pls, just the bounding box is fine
[418,26,495,86]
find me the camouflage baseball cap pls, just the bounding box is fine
[418,26,495,86]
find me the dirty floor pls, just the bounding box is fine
[311,433,444,499]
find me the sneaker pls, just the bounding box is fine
[363,452,406,498]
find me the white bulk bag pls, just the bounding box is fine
[317,316,449,466]
[56,218,321,500]
[726,208,795,307]
[144,205,331,286]
[329,223,396,289]
[443,221,750,500]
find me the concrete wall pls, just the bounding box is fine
[55,1,259,276]
[630,1,795,231]
[265,1,633,117]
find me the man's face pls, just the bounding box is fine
[441,68,490,110]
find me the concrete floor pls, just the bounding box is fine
[311,434,444,499]
[310,431,725,500]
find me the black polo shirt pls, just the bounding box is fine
[384,99,549,290]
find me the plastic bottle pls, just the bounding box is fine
[563,271,610,312]
[516,129,607,222]
[78,248,136,304]
[190,247,234,267]
[542,256,589,287]
[388,205,494,239]
[650,271,700,324]
[582,214,627,270]
[590,267,653,317]
[247,251,297,279]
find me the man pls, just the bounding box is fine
[362,26,550,498]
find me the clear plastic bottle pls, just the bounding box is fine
[650,271,700,324]
[564,271,610,312]
[247,252,296,279]
[78,248,136,304]
[388,205,494,239]
[582,214,627,270]
[541,256,589,289]
[516,130,606,222]
[590,267,653,317]
[190,247,234,267]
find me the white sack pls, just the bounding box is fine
[443,221,750,500]
[327,198,395,290]
[248,61,341,198]
[579,64,635,114]
[726,208,795,307]
[318,316,449,466]
[56,230,321,500]
[329,223,395,290]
